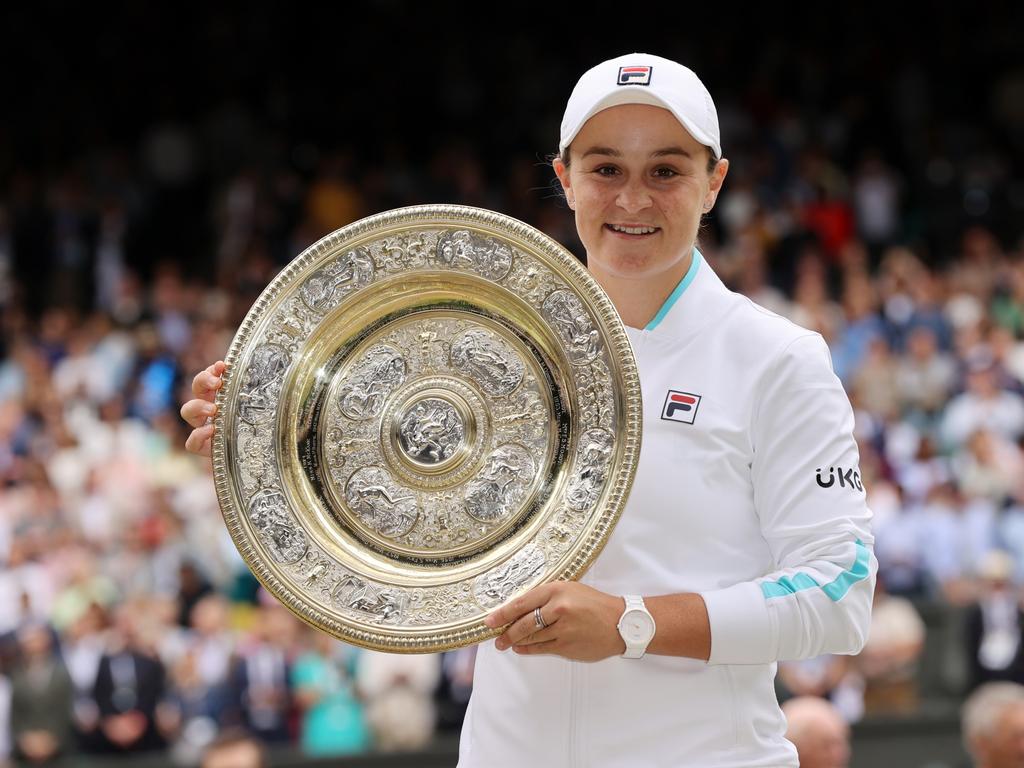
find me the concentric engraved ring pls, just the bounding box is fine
[211,204,642,653]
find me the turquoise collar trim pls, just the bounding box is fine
[644,248,703,331]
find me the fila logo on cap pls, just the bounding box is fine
[661,390,701,424]
[617,65,652,86]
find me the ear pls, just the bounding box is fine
[553,155,574,210]
[703,157,729,212]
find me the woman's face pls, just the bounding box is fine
[553,103,728,286]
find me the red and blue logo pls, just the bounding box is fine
[661,390,701,424]
[618,66,652,86]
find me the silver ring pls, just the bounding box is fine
[534,607,547,630]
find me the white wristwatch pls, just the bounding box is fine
[617,595,656,659]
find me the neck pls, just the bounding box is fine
[588,250,695,330]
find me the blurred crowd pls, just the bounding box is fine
[3,161,1024,765]
[2,13,1024,766]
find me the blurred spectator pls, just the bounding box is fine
[90,604,167,755]
[857,578,925,716]
[895,324,957,424]
[852,152,901,251]
[917,483,975,602]
[62,603,108,752]
[966,551,1024,692]
[953,430,1024,504]
[962,682,1024,768]
[940,351,1024,452]
[200,727,268,768]
[176,560,214,629]
[357,650,441,752]
[227,604,294,744]
[290,631,369,757]
[851,337,901,420]
[831,272,884,385]
[435,647,476,733]
[9,622,74,766]
[782,696,851,768]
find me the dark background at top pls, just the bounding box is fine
[2,2,1022,284]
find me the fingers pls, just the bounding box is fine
[484,583,555,630]
[495,605,558,650]
[191,360,227,401]
[183,360,225,456]
[184,424,215,457]
[500,622,558,649]
[512,639,561,656]
[180,398,217,429]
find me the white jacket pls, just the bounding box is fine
[458,249,877,768]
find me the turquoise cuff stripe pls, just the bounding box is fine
[644,247,702,331]
[760,540,871,602]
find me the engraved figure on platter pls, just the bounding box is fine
[473,544,546,608]
[450,329,524,396]
[338,345,408,420]
[345,467,420,537]
[567,428,614,511]
[464,444,536,522]
[331,574,404,623]
[399,399,465,463]
[247,488,308,564]
[435,230,513,281]
[299,247,375,312]
[238,344,290,424]
[543,290,600,362]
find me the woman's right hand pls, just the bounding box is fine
[180,360,226,457]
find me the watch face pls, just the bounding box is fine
[622,608,655,643]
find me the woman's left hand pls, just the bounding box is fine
[483,581,626,662]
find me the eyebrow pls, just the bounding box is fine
[579,146,694,160]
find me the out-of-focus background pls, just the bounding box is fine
[2,4,1023,767]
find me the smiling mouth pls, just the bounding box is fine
[605,224,660,236]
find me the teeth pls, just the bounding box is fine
[609,224,656,235]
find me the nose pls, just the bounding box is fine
[615,176,652,214]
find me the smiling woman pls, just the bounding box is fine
[455,52,877,768]
[178,51,877,768]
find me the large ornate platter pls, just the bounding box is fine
[212,205,641,652]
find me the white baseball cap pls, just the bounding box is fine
[559,52,722,161]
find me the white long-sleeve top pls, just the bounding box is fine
[458,248,876,768]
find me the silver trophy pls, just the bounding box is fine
[212,205,642,652]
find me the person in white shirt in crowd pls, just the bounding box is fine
[181,53,876,767]
[941,348,1024,451]
[966,551,1024,692]
[962,682,1024,768]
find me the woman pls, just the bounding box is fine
[181,53,876,767]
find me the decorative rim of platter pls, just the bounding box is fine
[211,204,642,652]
